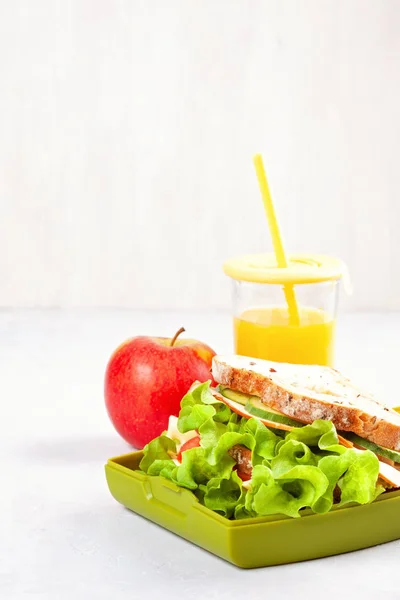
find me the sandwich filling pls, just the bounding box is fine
[218,386,400,470]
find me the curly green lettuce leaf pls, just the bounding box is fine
[271,439,318,477]
[139,435,176,472]
[315,448,384,512]
[140,385,384,520]
[244,464,314,518]
[280,419,346,455]
[243,462,329,518]
[171,449,231,489]
[177,381,231,432]
[147,459,177,480]
[202,470,246,518]
[242,418,280,465]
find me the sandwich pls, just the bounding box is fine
[140,355,400,520]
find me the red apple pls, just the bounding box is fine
[104,327,216,448]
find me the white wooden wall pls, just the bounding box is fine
[1,1,399,309]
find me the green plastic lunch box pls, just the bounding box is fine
[105,450,400,569]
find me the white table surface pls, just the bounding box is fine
[3,309,400,599]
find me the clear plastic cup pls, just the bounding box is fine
[223,254,344,367]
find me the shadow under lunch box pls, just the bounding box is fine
[105,450,400,569]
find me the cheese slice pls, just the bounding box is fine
[166,415,198,451]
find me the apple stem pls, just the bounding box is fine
[170,327,185,347]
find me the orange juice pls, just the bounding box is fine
[234,306,335,366]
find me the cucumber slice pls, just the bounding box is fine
[245,400,303,428]
[219,386,260,406]
[219,386,303,428]
[345,433,400,464]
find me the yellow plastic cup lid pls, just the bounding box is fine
[223,253,346,285]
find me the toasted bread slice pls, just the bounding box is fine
[212,355,400,452]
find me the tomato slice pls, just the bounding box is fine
[177,435,201,462]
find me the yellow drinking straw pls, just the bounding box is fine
[253,154,300,326]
